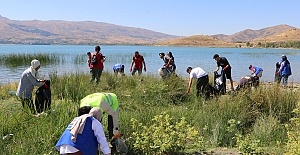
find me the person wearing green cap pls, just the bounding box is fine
[79,93,120,141]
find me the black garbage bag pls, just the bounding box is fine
[35,80,51,113]
[214,71,226,95]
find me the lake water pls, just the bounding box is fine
[1,44,300,84]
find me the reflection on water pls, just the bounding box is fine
[0,45,300,84]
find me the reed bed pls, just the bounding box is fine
[0,72,299,154]
[0,53,63,67]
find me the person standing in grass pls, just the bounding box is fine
[167,51,176,72]
[249,65,263,78]
[213,54,234,91]
[16,59,48,114]
[129,51,146,75]
[274,62,282,83]
[90,46,106,84]
[55,107,111,155]
[276,54,292,87]
[186,67,210,100]
[79,93,120,143]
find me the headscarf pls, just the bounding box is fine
[70,108,103,143]
[89,107,102,121]
[30,59,40,78]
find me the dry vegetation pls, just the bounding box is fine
[253,28,300,43]
[154,35,240,47]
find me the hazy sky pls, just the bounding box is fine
[1,0,299,36]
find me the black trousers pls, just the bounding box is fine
[108,115,117,154]
[196,75,210,99]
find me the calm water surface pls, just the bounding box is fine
[1,45,300,84]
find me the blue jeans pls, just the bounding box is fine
[282,75,289,87]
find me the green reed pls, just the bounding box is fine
[0,53,63,67]
[1,72,299,154]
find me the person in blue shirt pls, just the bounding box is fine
[55,107,111,155]
[276,54,292,87]
[248,65,263,78]
[113,63,125,76]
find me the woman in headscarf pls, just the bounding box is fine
[55,107,111,155]
[16,59,48,113]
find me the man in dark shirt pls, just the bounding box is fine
[213,54,234,91]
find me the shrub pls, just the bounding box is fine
[284,102,300,155]
[130,112,204,155]
[236,134,262,155]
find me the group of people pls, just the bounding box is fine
[15,45,293,154]
[87,48,147,83]
[16,63,122,154]
[185,54,292,99]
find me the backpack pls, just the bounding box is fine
[91,53,98,65]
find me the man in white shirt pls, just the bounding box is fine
[186,67,210,99]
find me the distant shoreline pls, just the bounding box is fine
[0,43,299,50]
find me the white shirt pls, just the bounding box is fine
[190,67,208,79]
[56,118,111,155]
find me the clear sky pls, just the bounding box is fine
[1,0,299,36]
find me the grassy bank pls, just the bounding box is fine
[1,72,299,154]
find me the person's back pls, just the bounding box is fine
[55,107,111,155]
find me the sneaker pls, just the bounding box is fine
[230,87,234,91]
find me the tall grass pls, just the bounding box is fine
[0,53,63,67]
[0,72,299,154]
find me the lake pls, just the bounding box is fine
[1,44,300,84]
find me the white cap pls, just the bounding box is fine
[31,59,40,69]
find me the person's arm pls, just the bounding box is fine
[92,119,111,155]
[27,73,44,87]
[129,60,134,72]
[223,64,230,70]
[143,60,146,71]
[186,78,193,94]
[222,58,230,70]
[214,66,219,72]
[100,54,106,63]
[100,101,119,135]
[251,68,256,75]
[277,62,285,74]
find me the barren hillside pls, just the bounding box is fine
[253,28,300,43]
[155,35,239,47]
[0,15,180,45]
[213,24,296,42]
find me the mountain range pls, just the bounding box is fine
[0,15,299,46]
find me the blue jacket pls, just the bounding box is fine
[113,63,123,71]
[55,117,98,155]
[280,60,292,76]
[253,66,263,75]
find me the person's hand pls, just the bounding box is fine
[165,64,169,67]
[130,68,132,72]
[43,83,49,89]
[144,67,146,72]
[186,88,190,94]
[214,71,218,74]
[276,71,279,75]
[223,66,227,71]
